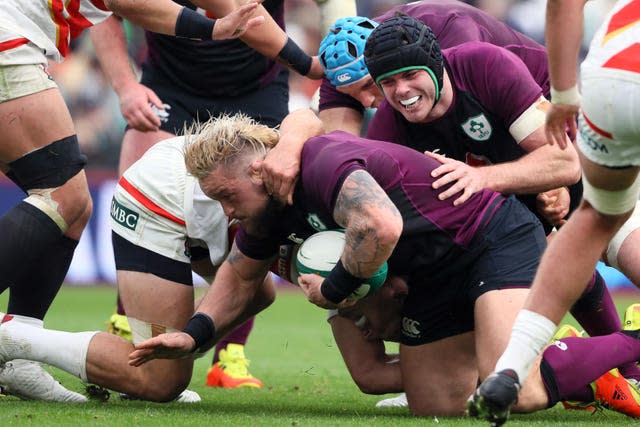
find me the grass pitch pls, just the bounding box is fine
[0,285,638,426]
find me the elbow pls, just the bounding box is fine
[352,373,388,395]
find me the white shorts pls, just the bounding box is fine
[0,62,57,102]
[577,68,640,167]
[110,146,192,264]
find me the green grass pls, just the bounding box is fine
[0,286,638,426]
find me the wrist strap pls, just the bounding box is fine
[277,37,312,76]
[182,312,216,351]
[320,259,362,304]
[550,85,581,106]
[175,7,216,40]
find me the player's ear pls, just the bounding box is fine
[249,159,263,184]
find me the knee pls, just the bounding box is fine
[133,374,191,403]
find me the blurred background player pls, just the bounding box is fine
[89,0,340,389]
[0,0,263,402]
[469,0,640,425]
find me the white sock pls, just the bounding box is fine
[1,319,97,382]
[494,309,557,384]
[6,314,44,329]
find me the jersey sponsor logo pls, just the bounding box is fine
[110,199,139,230]
[582,134,610,154]
[306,213,328,231]
[402,317,421,338]
[461,114,492,141]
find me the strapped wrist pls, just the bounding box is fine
[550,85,581,106]
[175,7,216,40]
[277,37,312,76]
[320,259,362,304]
[182,312,216,352]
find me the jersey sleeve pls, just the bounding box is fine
[448,42,543,128]
[318,77,364,113]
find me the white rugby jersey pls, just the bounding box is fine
[582,0,640,75]
[0,0,111,62]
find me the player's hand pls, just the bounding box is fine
[545,103,579,149]
[536,187,570,227]
[117,81,166,132]
[212,2,265,40]
[298,273,355,310]
[255,146,300,205]
[425,151,488,206]
[128,332,196,367]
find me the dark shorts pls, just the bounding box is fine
[139,68,289,133]
[112,231,193,286]
[400,196,547,346]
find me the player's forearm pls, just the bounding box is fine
[276,109,324,156]
[196,252,272,340]
[482,144,581,194]
[330,316,402,394]
[89,16,138,95]
[104,0,184,36]
[545,0,586,91]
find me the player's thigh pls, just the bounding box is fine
[400,332,478,416]
[474,288,528,379]
[118,270,194,330]
[0,88,75,162]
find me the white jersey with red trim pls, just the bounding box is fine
[582,0,640,76]
[110,137,229,266]
[0,0,111,62]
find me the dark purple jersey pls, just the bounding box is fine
[367,42,541,163]
[236,131,507,280]
[143,0,285,97]
[318,0,548,112]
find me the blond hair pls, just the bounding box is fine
[184,113,279,179]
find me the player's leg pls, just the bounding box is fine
[0,62,92,401]
[605,201,640,287]
[400,333,478,415]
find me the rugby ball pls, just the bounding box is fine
[295,230,387,301]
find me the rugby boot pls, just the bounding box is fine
[0,360,87,402]
[467,369,520,427]
[206,344,263,389]
[623,304,640,331]
[107,312,132,341]
[376,393,408,408]
[592,368,640,418]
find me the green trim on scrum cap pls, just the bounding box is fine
[375,65,440,102]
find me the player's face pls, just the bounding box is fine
[378,69,436,123]
[199,166,270,222]
[337,75,384,109]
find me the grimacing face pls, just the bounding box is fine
[378,69,437,123]
[198,165,270,223]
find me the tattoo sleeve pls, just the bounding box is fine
[333,170,401,277]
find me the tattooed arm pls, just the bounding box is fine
[334,170,403,278]
[298,170,402,308]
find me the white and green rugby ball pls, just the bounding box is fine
[295,230,387,301]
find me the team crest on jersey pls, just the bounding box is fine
[461,114,492,141]
[306,213,328,231]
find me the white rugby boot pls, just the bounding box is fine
[0,360,87,402]
[375,393,408,408]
